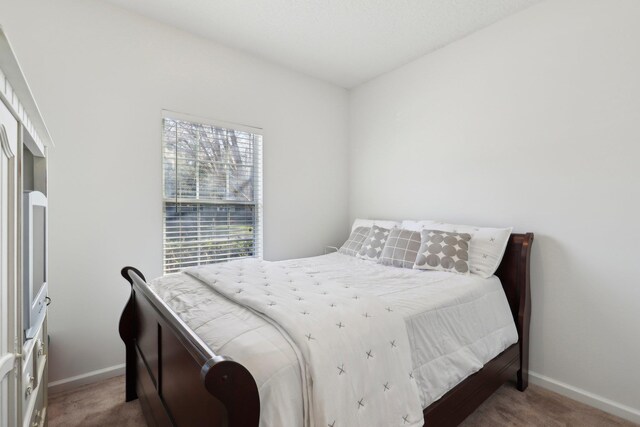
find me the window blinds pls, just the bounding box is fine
[162,117,263,273]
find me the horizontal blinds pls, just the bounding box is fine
[163,117,263,273]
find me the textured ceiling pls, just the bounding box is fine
[102,0,542,88]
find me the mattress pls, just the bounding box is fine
[149,253,518,426]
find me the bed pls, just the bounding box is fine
[119,232,533,427]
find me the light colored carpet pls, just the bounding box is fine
[48,376,637,427]
[48,376,145,427]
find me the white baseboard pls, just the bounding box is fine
[530,371,640,424]
[48,364,125,395]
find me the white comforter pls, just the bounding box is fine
[187,260,424,427]
[149,254,518,427]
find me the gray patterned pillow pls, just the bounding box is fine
[338,226,371,256]
[414,229,472,274]
[378,229,421,268]
[357,225,392,261]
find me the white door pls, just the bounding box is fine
[0,100,18,427]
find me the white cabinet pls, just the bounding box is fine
[0,27,54,427]
[0,93,18,427]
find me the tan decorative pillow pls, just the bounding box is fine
[357,225,392,261]
[413,229,471,274]
[338,226,371,256]
[425,222,512,278]
[378,229,421,268]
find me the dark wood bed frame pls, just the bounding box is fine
[119,233,533,427]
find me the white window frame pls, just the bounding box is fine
[161,110,263,273]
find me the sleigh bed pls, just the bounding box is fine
[119,232,533,427]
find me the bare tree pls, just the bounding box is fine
[162,118,260,273]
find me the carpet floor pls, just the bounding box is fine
[48,376,637,427]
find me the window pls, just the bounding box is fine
[162,115,263,273]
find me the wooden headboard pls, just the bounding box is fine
[494,232,534,390]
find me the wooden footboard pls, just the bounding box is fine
[118,267,260,427]
[119,233,532,427]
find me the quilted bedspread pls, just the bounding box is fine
[150,253,518,426]
[186,259,424,427]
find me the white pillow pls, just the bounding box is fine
[400,219,438,232]
[351,218,401,232]
[425,221,512,278]
[402,219,512,277]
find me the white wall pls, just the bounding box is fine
[350,0,640,421]
[0,0,349,384]
[2,0,639,420]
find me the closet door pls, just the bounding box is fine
[0,100,18,427]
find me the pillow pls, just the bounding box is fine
[400,219,438,232]
[414,229,472,274]
[378,229,421,268]
[351,218,401,233]
[338,226,371,256]
[427,222,512,278]
[357,225,391,261]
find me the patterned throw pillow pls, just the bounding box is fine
[425,222,512,278]
[414,229,471,274]
[357,225,392,261]
[338,226,371,256]
[378,229,421,268]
